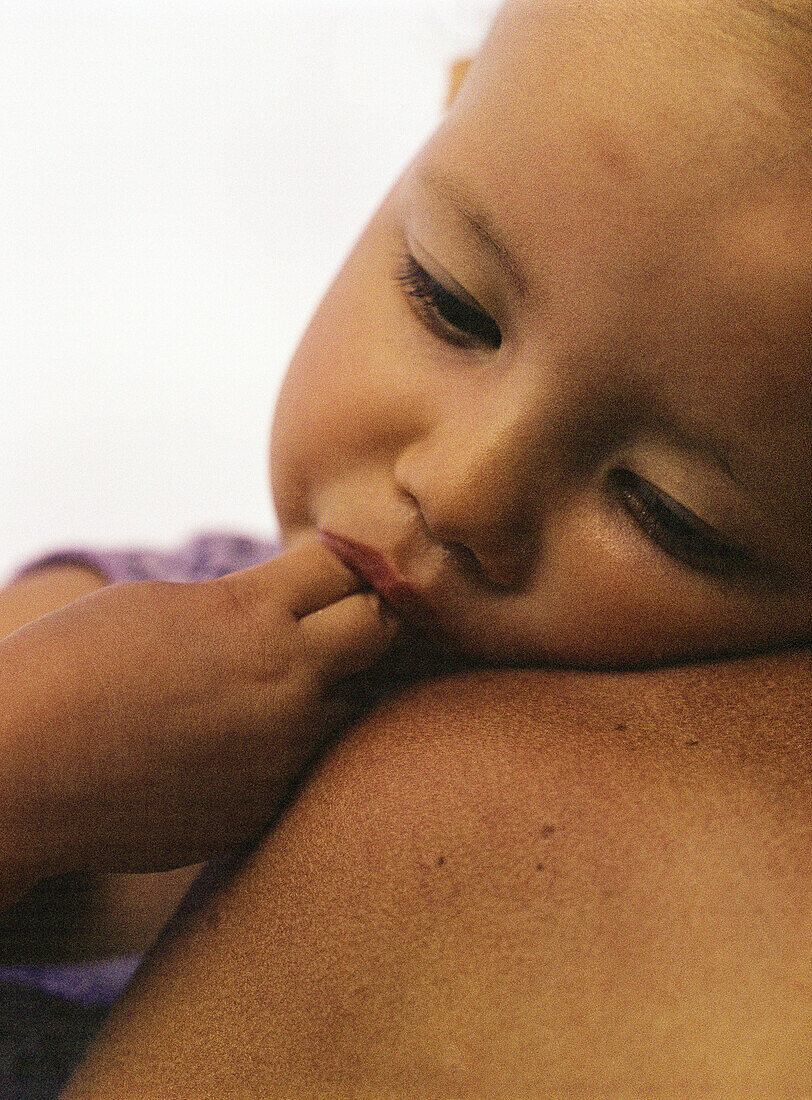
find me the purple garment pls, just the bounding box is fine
[0,957,141,1011]
[9,529,279,588]
[1,530,279,1097]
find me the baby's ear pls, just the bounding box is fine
[445,56,473,108]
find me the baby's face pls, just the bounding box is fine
[270,0,812,667]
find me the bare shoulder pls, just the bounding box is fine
[0,563,109,639]
[389,653,811,792]
[65,656,811,1098]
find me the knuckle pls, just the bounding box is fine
[209,575,292,687]
[210,573,256,623]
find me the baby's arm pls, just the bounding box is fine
[0,538,399,917]
[0,564,205,960]
[0,564,110,915]
[0,563,110,638]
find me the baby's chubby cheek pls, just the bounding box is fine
[269,310,395,536]
[269,326,347,532]
[516,500,804,668]
[464,506,707,668]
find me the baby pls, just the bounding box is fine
[272,0,811,671]
[0,0,809,1091]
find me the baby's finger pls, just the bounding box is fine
[224,536,362,620]
[301,590,401,684]
[274,536,364,618]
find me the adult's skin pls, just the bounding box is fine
[65,0,812,1090]
[66,650,810,1097]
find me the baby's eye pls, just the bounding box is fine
[395,254,502,351]
[608,469,758,582]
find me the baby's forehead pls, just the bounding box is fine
[408,0,812,534]
[475,2,791,165]
[489,0,811,178]
[449,0,812,321]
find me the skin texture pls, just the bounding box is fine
[0,538,398,913]
[0,565,203,961]
[271,0,812,668]
[62,0,811,1093]
[65,655,811,1097]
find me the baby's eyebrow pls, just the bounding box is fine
[419,166,530,298]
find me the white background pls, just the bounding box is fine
[1,0,497,580]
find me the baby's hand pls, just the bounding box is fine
[0,536,399,895]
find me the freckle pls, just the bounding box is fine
[536,863,545,872]
[437,855,445,868]
[592,125,634,180]
[540,824,556,838]
[615,723,627,732]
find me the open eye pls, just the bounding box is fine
[395,253,502,351]
[608,468,758,581]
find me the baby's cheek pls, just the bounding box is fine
[270,325,362,529]
[505,505,773,667]
[271,275,405,522]
[552,542,710,664]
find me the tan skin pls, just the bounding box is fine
[0,565,202,961]
[0,543,398,951]
[60,1,811,1094]
[64,655,811,1097]
[0,0,808,1091]
[270,0,812,668]
[2,2,808,953]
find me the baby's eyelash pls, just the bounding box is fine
[608,469,758,582]
[395,254,502,351]
[394,256,761,589]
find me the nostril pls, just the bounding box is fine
[398,478,529,589]
[444,540,481,574]
[443,540,513,590]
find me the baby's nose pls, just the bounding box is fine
[395,380,550,588]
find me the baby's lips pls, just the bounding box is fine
[310,529,367,594]
[319,530,379,585]
[319,529,446,637]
